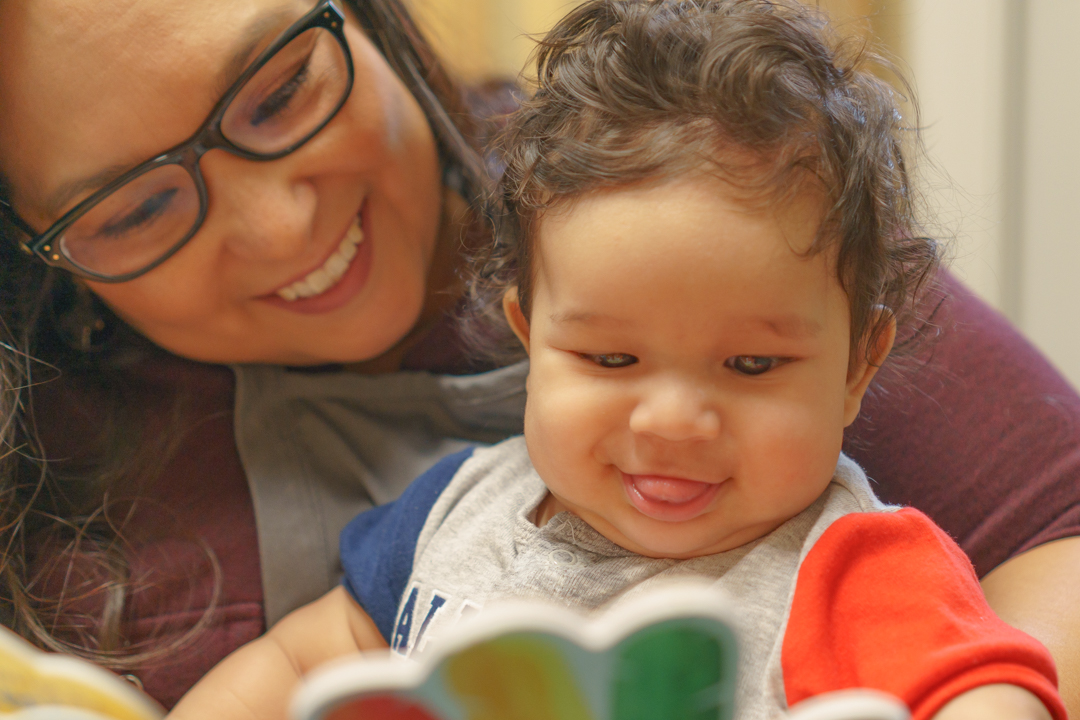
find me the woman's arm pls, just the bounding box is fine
[982,538,1080,719]
[934,684,1052,720]
[168,587,387,720]
[842,273,1080,718]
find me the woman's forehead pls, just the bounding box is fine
[0,0,303,216]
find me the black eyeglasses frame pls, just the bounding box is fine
[0,0,354,283]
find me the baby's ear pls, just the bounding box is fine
[503,287,531,353]
[843,310,897,426]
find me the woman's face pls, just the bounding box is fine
[0,0,443,365]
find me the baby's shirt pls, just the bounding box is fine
[340,437,1064,720]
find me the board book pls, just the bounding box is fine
[290,583,910,720]
[0,623,163,720]
[0,583,910,719]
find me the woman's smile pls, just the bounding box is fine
[273,216,365,301]
[260,202,374,315]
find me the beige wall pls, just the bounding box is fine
[1016,3,1080,388]
[409,0,585,81]
[409,0,907,81]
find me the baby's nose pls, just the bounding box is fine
[628,381,721,441]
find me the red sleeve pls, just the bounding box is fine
[782,508,1066,720]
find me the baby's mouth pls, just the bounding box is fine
[276,216,365,301]
[622,473,724,522]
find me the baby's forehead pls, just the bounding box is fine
[531,174,849,336]
[537,169,834,261]
[546,150,829,216]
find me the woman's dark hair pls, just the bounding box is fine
[468,0,939,366]
[0,0,491,668]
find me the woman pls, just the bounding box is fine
[0,0,1077,712]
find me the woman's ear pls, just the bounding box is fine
[503,287,531,353]
[843,311,897,426]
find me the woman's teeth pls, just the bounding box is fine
[276,219,364,301]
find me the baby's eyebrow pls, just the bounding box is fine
[753,316,823,339]
[548,310,632,327]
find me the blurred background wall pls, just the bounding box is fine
[409,0,1080,389]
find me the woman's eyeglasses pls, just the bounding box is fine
[0,0,354,282]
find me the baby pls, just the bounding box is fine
[170,1,1064,719]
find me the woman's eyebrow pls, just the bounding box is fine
[41,7,297,221]
[44,164,129,219]
[212,8,297,100]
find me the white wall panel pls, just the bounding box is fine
[904,0,1009,310]
[1019,2,1080,388]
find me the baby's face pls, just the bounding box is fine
[508,174,886,559]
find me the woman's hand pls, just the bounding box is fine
[981,536,1080,719]
[167,587,387,720]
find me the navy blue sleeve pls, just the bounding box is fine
[340,447,475,643]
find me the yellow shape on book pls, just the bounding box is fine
[445,635,595,720]
[0,625,162,720]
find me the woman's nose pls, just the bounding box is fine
[628,379,721,442]
[199,150,318,261]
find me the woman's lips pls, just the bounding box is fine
[260,204,374,315]
[276,218,364,301]
[622,472,724,522]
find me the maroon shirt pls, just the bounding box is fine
[31,272,1080,707]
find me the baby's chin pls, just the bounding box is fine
[575,505,756,560]
[615,533,742,560]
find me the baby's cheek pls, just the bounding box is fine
[525,375,616,461]
[745,401,844,501]
[526,380,598,440]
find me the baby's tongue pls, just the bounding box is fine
[630,475,711,504]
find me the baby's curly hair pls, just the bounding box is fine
[466,0,938,366]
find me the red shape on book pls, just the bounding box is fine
[325,694,441,720]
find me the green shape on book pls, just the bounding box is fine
[445,635,595,720]
[612,621,725,720]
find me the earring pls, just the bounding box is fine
[56,281,109,353]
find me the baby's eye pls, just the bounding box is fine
[725,356,781,375]
[580,353,638,368]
